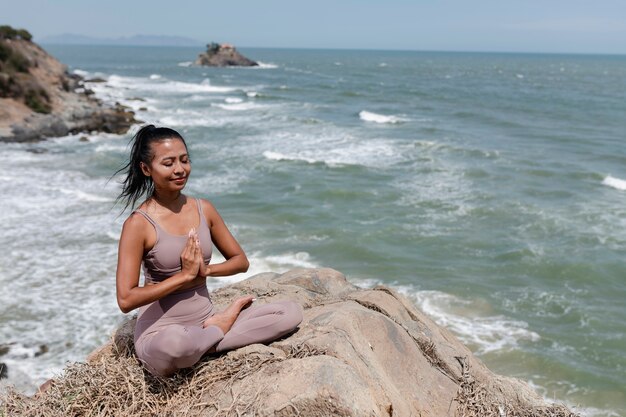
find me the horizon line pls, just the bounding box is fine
[38,41,626,57]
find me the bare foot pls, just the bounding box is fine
[203,296,255,334]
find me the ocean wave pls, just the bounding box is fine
[359,110,407,124]
[72,69,89,77]
[214,102,260,111]
[149,74,161,80]
[225,97,244,104]
[263,151,319,164]
[256,61,278,69]
[246,91,259,98]
[407,290,540,354]
[258,130,404,168]
[264,252,317,269]
[203,251,318,291]
[602,175,626,191]
[105,74,239,94]
[177,61,193,67]
[58,188,113,202]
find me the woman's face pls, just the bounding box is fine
[141,138,191,192]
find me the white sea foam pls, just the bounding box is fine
[214,102,259,111]
[105,74,239,95]
[258,130,404,168]
[177,61,193,67]
[203,251,318,291]
[359,110,406,124]
[405,290,540,354]
[246,91,259,98]
[149,74,161,80]
[72,69,89,77]
[58,188,112,202]
[225,97,244,104]
[264,252,317,269]
[602,175,626,191]
[256,61,278,69]
[263,151,318,164]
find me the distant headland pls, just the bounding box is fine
[0,25,138,142]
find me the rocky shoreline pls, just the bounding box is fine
[1,268,579,416]
[0,26,138,143]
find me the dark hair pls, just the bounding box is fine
[113,124,188,212]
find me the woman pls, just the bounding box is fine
[115,125,303,377]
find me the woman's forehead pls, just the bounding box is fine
[151,138,187,156]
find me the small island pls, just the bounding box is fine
[0,25,137,143]
[194,42,258,67]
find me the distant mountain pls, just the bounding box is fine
[40,33,204,47]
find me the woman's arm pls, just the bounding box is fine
[200,199,249,277]
[115,213,200,313]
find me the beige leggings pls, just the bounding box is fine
[134,285,303,376]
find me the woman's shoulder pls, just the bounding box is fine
[122,209,151,233]
[196,197,220,225]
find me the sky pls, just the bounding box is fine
[2,0,626,54]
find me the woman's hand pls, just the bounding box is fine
[190,229,211,278]
[180,230,201,281]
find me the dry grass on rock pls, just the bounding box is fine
[0,328,323,417]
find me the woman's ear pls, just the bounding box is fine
[140,162,151,177]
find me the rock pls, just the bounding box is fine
[84,77,106,83]
[34,345,48,357]
[194,42,258,67]
[0,363,7,380]
[0,26,138,143]
[0,345,8,356]
[0,268,578,416]
[78,136,89,142]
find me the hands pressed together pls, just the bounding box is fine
[180,228,210,281]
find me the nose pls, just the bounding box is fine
[173,160,185,174]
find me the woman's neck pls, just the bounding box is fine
[149,191,184,212]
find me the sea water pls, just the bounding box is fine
[0,45,624,416]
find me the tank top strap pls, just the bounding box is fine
[195,198,208,226]
[134,209,160,231]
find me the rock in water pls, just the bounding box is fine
[0,25,138,142]
[194,42,258,67]
[0,268,579,416]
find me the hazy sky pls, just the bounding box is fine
[3,0,626,54]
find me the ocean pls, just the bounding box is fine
[0,45,624,416]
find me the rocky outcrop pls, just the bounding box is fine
[0,268,578,416]
[194,42,258,67]
[0,26,138,143]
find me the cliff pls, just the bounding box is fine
[194,42,258,67]
[0,268,578,416]
[0,25,137,143]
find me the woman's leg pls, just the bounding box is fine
[213,300,303,352]
[138,324,224,376]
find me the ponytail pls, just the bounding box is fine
[113,124,187,213]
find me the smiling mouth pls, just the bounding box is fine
[172,177,186,182]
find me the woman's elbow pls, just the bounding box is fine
[117,295,133,314]
[241,257,250,273]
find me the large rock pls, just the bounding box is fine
[0,27,138,142]
[194,42,258,67]
[1,268,578,416]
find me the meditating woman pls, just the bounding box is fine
[114,125,303,377]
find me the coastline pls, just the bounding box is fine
[0,45,624,415]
